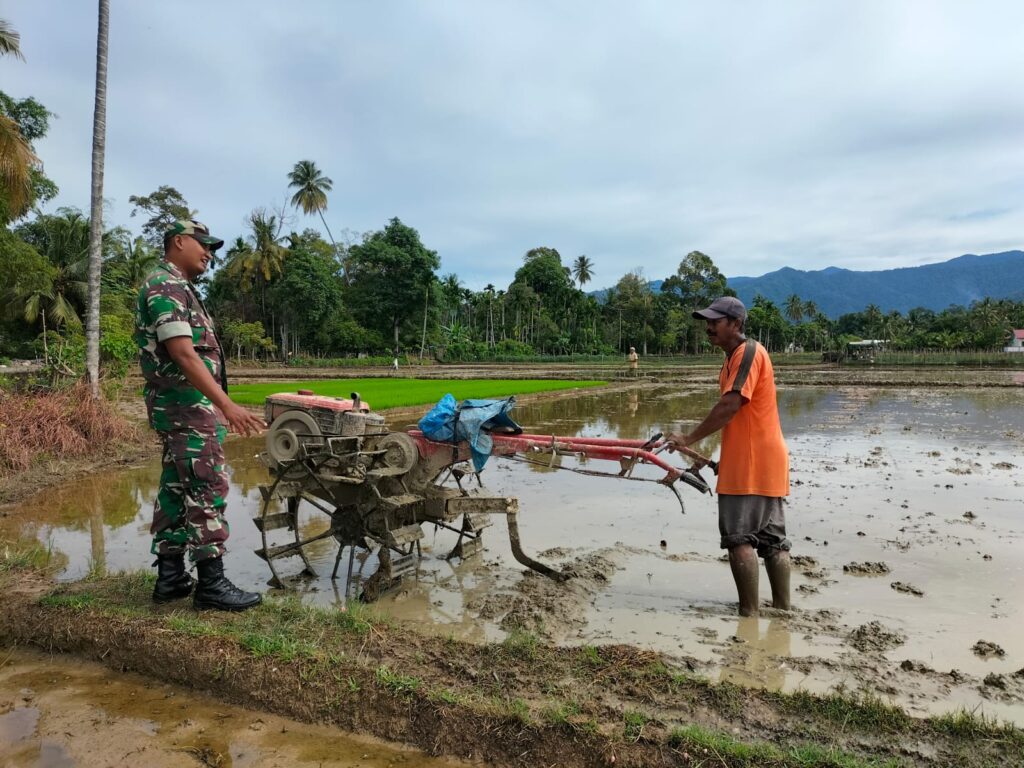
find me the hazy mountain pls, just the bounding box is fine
[593,251,1024,318]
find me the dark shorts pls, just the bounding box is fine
[718,494,791,558]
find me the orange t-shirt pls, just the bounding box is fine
[716,340,789,497]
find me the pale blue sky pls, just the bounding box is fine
[5,1,1024,289]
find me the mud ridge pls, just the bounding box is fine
[2,572,1022,768]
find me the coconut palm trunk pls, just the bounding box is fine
[317,209,337,250]
[85,0,110,398]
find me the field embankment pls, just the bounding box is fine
[1,560,1021,768]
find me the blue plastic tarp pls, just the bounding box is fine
[417,394,523,471]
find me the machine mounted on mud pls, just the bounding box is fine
[254,390,713,600]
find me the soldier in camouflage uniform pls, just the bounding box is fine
[135,220,266,611]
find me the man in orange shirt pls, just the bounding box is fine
[666,296,791,616]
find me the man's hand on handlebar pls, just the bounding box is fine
[664,432,690,453]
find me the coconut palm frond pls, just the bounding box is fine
[22,291,44,323]
[0,113,37,217]
[49,292,82,328]
[0,19,25,61]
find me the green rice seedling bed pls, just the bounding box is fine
[228,378,606,409]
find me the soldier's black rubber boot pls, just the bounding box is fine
[193,556,261,612]
[152,554,194,603]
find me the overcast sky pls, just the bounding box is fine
[5,1,1024,289]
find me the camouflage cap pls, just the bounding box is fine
[164,220,224,251]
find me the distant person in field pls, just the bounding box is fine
[135,219,266,612]
[665,296,791,617]
[627,346,639,376]
[392,354,399,375]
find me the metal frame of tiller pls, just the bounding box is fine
[255,411,712,600]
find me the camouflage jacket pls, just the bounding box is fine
[135,260,226,430]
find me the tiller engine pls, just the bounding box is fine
[254,390,711,600]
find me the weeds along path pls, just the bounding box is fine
[1,567,1021,768]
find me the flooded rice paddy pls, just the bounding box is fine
[3,382,1023,726]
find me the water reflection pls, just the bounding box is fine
[4,382,1024,723]
[720,616,792,691]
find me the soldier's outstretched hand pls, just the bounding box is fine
[223,401,266,437]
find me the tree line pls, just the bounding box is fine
[3,78,1023,373]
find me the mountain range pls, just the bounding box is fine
[600,250,1024,319]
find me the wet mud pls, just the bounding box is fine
[0,647,463,767]
[2,374,1024,741]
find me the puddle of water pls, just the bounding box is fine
[3,384,1024,723]
[0,647,464,767]
[0,704,40,746]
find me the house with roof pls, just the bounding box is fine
[1005,329,1024,353]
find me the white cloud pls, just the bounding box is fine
[4,0,1023,290]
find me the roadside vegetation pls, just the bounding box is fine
[1,552,1021,768]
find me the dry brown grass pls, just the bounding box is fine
[0,382,139,476]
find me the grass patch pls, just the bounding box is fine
[786,744,908,768]
[0,539,53,573]
[500,627,539,660]
[668,724,777,761]
[375,665,421,697]
[623,709,651,742]
[667,725,908,767]
[239,630,317,661]
[329,602,376,635]
[929,708,1024,746]
[487,694,530,723]
[777,689,912,733]
[577,644,603,667]
[165,614,218,637]
[38,592,96,610]
[428,687,465,705]
[542,699,595,731]
[228,378,606,408]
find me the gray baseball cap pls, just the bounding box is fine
[692,296,746,321]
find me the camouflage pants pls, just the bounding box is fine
[151,423,230,562]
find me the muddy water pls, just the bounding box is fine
[0,647,464,767]
[3,384,1024,724]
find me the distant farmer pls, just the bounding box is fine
[627,346,639,376]
[666,296,791,617]
[135,219,266,611]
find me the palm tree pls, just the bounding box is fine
[115,235,158,290]
[440,273,463,325]
[245,209,288,282]
[287,160,337,250]
[784,294,803,325]
[572,255,594,288]
[229,209,288,327]
[483,283,496,346]
[0,19,36,221]
[0,19,23,59]
[85,0,110,396]
[13,210,91,330]
[864,303,883,340]
[803,299,818,321]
